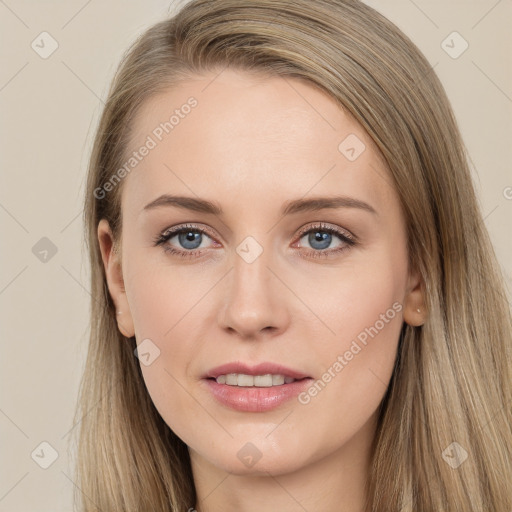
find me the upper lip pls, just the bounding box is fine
[205,362,311,380]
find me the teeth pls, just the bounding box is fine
[238,374,254,386]
[272,374,285,385]
[253,374,272,387]
[215,373,296,387]
[226,373,238,385]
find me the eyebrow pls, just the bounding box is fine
[142,194,378,216]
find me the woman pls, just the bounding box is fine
[74,0,512,510]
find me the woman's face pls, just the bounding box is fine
[99,69,424,476]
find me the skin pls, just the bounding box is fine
[98,69,425,512]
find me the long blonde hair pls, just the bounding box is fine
[75,0,512,510]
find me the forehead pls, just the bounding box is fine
[122,69,394,217]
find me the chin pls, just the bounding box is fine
[211,451,307,477]
[189,432,314,477]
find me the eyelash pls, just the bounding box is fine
[153,222,357,260]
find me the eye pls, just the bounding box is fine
[293,222,356,258]
[153,224,219,259]
[154,222,357,260]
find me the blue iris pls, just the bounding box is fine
[179,231,202,250]
[309,231,331,250]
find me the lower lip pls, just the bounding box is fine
[203,378,313,412]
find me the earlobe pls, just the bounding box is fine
[403,268,427,327]
[97,219,135,338]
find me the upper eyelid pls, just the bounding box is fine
[161,223,216,239]
[296,222,355,240]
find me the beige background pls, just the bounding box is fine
[1,0,511,510]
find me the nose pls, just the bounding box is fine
[217,246,290,340]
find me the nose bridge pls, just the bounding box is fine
[232,242,271,296]
[219,236,288,337]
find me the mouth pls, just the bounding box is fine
[202,362,313,412]
[213,373,299,387]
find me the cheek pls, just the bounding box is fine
[123,258,216,440]
[292,248,406,440]
[294,307,402,461]
[289,236,407,347]
[125,249,212,341]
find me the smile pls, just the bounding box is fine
[215,373,296,386]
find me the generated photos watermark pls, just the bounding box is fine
[298,301,403,404]
[93,96,198,200]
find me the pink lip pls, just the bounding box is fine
[202,362,313,412]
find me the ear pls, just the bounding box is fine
[402,266,426,327]
[97,219,135,338]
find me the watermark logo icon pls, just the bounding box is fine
[134,338,161,366]
[442,441,468,468]
[236,236,264,264]
[32,237,58,263]
[31,441,59,469]
[31,32,59,59]
[338,134,366,161]
[441,32,469,59]
[237,442,263,468]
